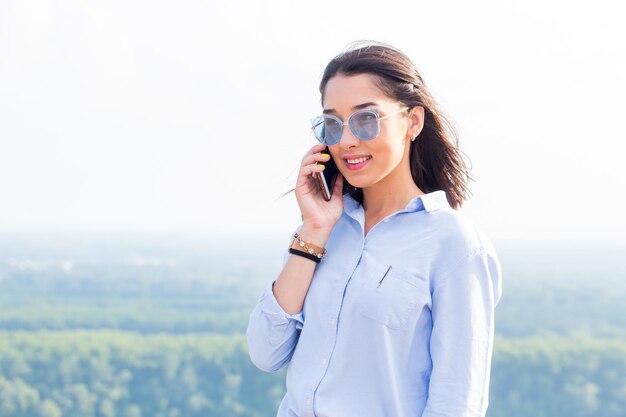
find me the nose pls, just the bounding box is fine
[337,124,360,149]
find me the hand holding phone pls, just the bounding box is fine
[312,147,340,201]
[294,143,344,234]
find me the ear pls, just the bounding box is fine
[407,106,425,139]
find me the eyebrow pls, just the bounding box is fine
[322,102,378,114]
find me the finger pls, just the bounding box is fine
[301,151,331,167]
[296,172,323,199]
[310,143,327,152]
[297,163,325,183]
[302,143,328,162]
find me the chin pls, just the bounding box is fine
[344,176,372,189]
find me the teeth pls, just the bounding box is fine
[347,156,371,164]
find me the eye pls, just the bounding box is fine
[353,110,378,128]
[323,116,342,136]
[355,110,377,123]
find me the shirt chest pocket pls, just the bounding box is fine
[356,264,430,330]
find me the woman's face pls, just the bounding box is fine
[322,73,416,191]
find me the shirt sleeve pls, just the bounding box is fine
[422,247,503,417]
[246,225,305,373]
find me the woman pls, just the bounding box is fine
[246,41,503,417]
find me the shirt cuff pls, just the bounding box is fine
[258,279,305,330]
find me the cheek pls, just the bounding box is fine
[376,139,406,169]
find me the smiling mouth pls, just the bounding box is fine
[345,156,372,164]
[344,156,372,170]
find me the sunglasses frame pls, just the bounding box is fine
[311,106,410,146]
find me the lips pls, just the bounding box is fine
[345,156,371,164]
[344,155,372,170]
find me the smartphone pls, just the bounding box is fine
[312,147,340,201]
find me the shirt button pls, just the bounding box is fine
[322,358,327,365]
[306,398,312,405]
[383,218,390,223]
[330,318,336,325]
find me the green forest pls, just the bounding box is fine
[1,235,625,417]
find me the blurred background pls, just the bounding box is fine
[1,0,625,416]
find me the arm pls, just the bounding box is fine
[246,224,332,373]
[422,248,503,417]
[246,142,342,372]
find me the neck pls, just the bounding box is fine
[361,173,424,218]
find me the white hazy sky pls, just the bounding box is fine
[1,0,625,245]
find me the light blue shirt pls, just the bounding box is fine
[246,190,503,417]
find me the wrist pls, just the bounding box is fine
[289,231,328,264]
[298,224,332,248]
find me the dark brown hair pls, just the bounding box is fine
[321,41,473,209]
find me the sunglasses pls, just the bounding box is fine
[311,107,409,146]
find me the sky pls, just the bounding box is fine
[1,0,625,245]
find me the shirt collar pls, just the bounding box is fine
[342,189,450,220]
[418,190,450,213]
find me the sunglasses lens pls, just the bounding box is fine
[311,116,326,143]
[325,118,343,145]
[351,110,379,140]
[312,116,343,145]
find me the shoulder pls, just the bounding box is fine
[419,205,500,280]
[426,208,503,304]
[407,190,496,258]
[430,207,496,256]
